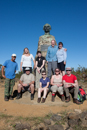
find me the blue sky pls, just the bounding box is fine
[0,0,87,71]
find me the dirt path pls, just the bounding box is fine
[0,81,87,117]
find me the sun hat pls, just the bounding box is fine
[66,67,72,70]
[12,54,16,57]
[25,67,30,71]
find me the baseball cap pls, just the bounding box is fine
[12,54,16,57]
[66,67,72,71]
[25,67,30,71]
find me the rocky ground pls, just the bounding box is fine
[0,79,87,130]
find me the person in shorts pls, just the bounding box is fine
[51,68,64,102]
[56,42,67,76]
[2,54,18,101]
[37,70,50,103]
[63,67,81,105]
[16,67,35,100]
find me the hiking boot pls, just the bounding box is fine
[51,95,55,102]
[4,96,9,101]
[31,94,34,100]
[61,95,65,102]
[37,98,41,103]
[9,95,13,100]
[66,96,70,102]
[73,99,82,105]
[41,98,46,103]
[16,93,21,99]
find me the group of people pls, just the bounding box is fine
[2,40,81,105]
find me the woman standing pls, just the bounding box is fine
[51,68,64,102]
[37,70,50,103]
[35,51,45,89]
[20,48,35,73]
[56,42,67,76]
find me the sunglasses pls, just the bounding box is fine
[66,70,71,71]
[55,71,59,72]
[42,74,46,75]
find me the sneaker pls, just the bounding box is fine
[4,96,9,101]
[41,98,46,103]
[66,96,70,102]
[37,98,41,103]
[16,93,21,99]
[73,99,82,105]
[51,95,55,102]
[31,94,34,100]
[61,95,65,102]
[9,95,13,100]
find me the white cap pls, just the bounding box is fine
[66,67,72,70]
[12,54,16,57]
[25,67,30,71]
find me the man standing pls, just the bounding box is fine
[2,54,18,101]
[63,67,81,104]
[46,40,58,79]
[16,67,35,100]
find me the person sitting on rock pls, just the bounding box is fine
[16,67,35,100]
[37,70,50,103]
[63,67,81,105]
[51,68,65,102]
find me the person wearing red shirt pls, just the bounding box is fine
[63,67,81,105]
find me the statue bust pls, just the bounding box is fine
[37,23,57,57]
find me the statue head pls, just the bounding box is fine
[43,23,51,33]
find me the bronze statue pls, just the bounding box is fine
[37,23,57,57]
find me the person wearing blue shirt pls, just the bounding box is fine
[56,42,67,76]
[46,40,58,79]
[37,70,50,103]
[2,54,18,101]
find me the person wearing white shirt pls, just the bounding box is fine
[20,47,35,73]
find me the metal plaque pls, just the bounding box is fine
[41,45,49,52]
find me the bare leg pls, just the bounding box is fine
[17,84,24,93]
[29,84,34,94]
[38,88,43,98]
[43,88,49,98]
[62,71,65,76]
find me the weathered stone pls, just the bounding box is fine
[23,91,30,97]
[51,114,62,121]
[68,112,80,120]
[74,109,82,114]
[66,127,74,130]
[44,119,51,125]
[62,122,69,130]
[81,120,87,127]
[37,123,45,130]
[68,119,80,127]
[79,111,87,120]
[15,123,31,130]
[49,125,64,130]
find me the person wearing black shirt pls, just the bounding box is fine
[35,51,45,90]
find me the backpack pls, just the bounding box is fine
[77,86,86,102]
